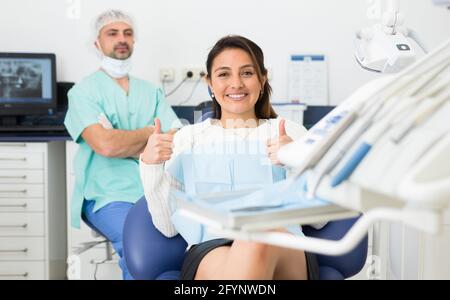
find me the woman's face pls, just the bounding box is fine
[208,48,265,122]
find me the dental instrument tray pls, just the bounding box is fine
[172,177,356,231]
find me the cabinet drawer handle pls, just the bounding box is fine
[0,203,28,208]
[0,224,28,229]
[0,176,27,180]
[0,158,27,162]
[0,248,28,253]
[0,272,28,278]
[0,190,27,194]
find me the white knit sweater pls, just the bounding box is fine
[139,118,308,237]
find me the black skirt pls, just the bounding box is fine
[180,238,319,280]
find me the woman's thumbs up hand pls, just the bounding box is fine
[141,118,175,164]
[266,119,293,166]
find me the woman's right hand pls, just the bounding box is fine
[141,118,176,164]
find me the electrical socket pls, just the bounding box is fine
[160,68,175,82]
[182,68,206,81]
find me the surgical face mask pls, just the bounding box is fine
[96,40,132,78]
[100,55,132,79]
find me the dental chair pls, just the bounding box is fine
[123,106,368,280]
[123,197,368,280]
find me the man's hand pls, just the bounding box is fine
[266,119,293,166]
[141,118,177,164]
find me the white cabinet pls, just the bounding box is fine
[0,142,67,280]
[384,218,450,280]
[65,141,121,280]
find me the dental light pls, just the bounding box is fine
[355,0,429,73]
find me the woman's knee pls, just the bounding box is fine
[232,240,277,263]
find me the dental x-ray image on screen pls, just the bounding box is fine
[0,60,43,99]
[0,53,56,118]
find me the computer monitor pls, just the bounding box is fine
[0,53,57,125]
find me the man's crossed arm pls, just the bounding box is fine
[82,116,153,159]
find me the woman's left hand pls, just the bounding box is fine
[266,119,293,166]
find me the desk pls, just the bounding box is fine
[0,135,69,143]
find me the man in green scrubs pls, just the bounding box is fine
[64,10,181,279]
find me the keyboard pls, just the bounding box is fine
[0,125,67,132]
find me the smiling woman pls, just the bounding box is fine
[139,35,316,280]
[207,49,263,125]
[205,35,277,124]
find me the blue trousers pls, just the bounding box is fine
[82,200,134,280]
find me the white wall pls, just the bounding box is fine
[1,0,449,106]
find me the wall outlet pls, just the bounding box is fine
[160,68,175,82]
[182,68,206,81]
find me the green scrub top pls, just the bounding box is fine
[64,70,181,228]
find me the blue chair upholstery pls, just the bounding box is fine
[200,110,214,121]
[123,197,187,280]
[302,219,368,279]
[194,101,214,123]
[123,197,368,280]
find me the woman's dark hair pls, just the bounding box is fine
[206,35,277,120]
